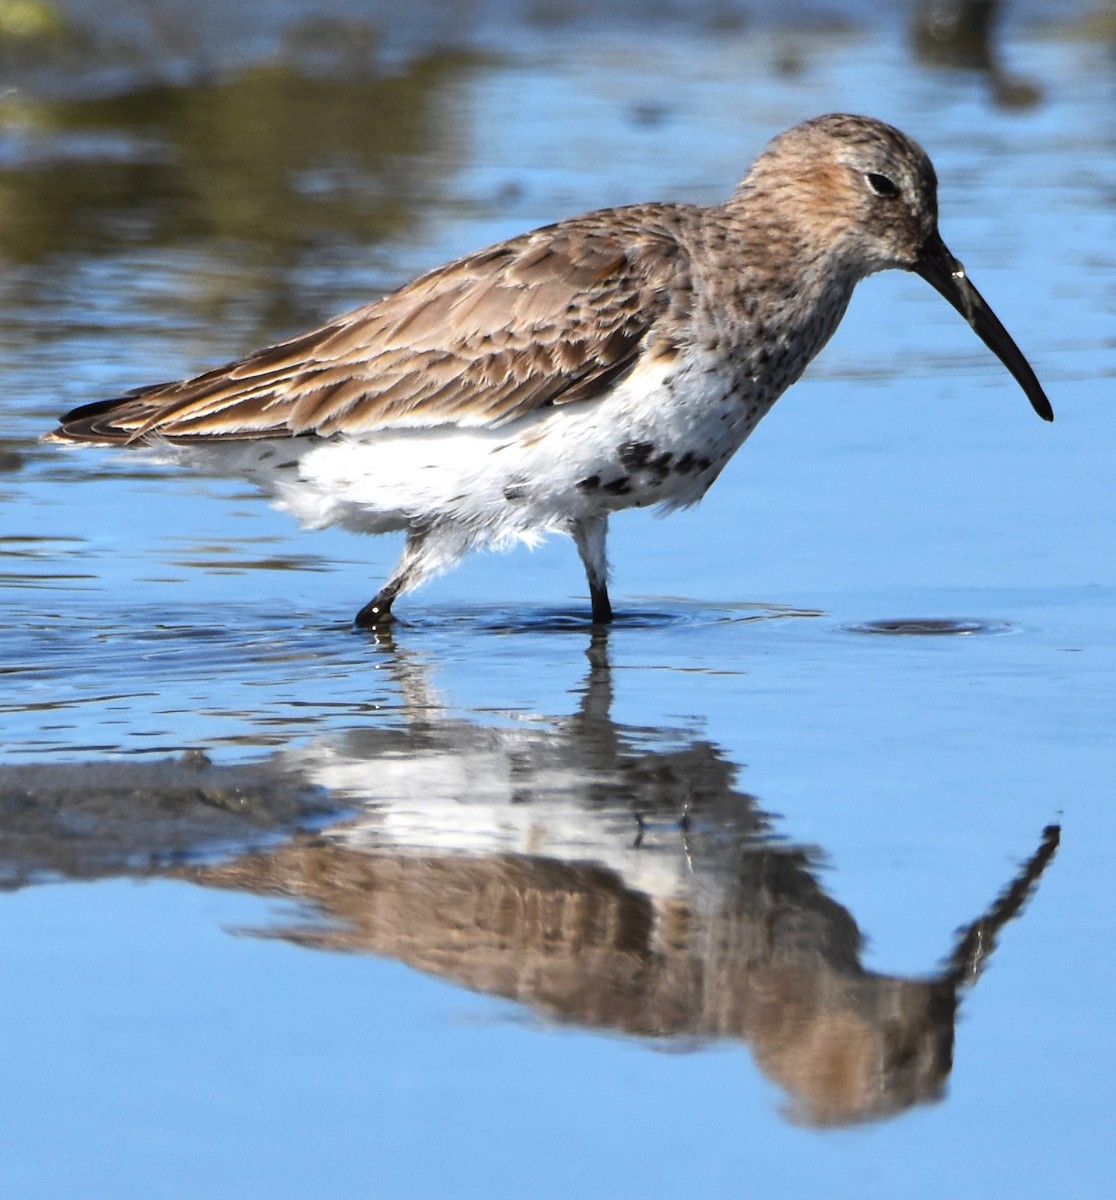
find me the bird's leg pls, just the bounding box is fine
[571,515,613,624]
[589,578,613,625]
[354,528,430,628]
[354,579,403,628]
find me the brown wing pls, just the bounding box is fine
[49,205,694,445]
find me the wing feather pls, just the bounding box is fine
[49,204,695,445]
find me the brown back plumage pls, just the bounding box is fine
[50,206,697,445]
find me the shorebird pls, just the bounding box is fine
[48,113,1052,627]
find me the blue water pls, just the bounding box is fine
[2,5,1114,1197]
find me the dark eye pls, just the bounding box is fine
[865,172,900,199]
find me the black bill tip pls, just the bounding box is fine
[915,232,1054,423]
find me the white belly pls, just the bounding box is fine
[187,350,772,552]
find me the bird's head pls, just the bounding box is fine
[733,113,1052,420]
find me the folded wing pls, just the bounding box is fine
[50,206,692,445]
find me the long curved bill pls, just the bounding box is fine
[915,231,1053,422]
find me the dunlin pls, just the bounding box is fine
[49,114,1052,626]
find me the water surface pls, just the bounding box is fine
[2,3,1114,1197]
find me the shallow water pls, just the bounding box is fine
[2,2,1115,1196]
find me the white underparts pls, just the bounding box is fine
[165,351,773,596]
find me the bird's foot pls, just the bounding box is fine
[354,595,396,629]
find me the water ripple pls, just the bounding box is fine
[846,617,1016,638]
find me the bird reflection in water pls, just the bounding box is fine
[172,631,1059,1128]
[911,0,1042,109]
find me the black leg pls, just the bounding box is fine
[571,515,613,625]
[354,581,401,628]
[589,579,613,625]
[354,528,432,628]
